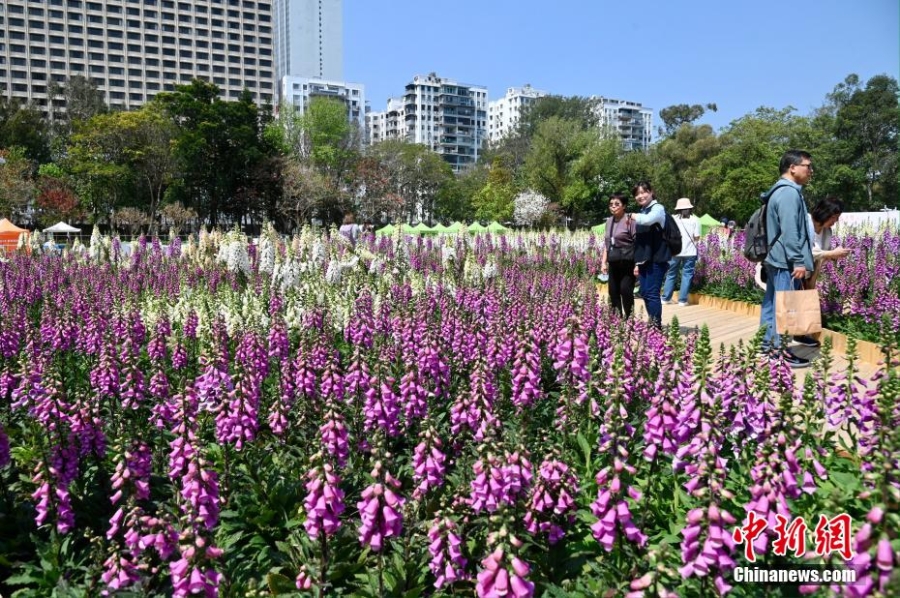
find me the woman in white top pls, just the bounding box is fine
[662,197,701,305]
[806,197,851,285]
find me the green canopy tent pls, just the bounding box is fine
[401,223,418,234]
[486,221,509,233]
[467,221,488,233]
[431,223,451,234]
[412,222,435,235]
[445,221,467,233]
[699,213,724,237]
[375,224,396,236]
[591,223,606,237]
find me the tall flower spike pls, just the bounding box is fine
[356,461,405,552]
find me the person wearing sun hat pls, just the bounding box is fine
[661,197,701,306]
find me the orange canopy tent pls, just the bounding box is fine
[0,218,29,253]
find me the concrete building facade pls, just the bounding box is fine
[273,0,341,85]
[281,75,363,129]
[487,84,547,143]
[365,96,404,144]
[0,0,277,114]
[593,96,653,151]
[368,73,487,173]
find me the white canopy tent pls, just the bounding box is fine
[43,222,81,234]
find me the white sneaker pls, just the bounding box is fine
[678,301,689,306]
[662,299,676,305]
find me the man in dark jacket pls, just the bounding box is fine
[759,149,815,368]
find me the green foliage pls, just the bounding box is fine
[366,140,454,223]
[832,74,900,208]
[516,95,600,139]
[154,81,280,227]
[699,107,798,223]
[299,97,357,174]
[649,124,722,213]
[0,147,36,220]
[0,98,51,164]
[471,158,515,221]
[657,102,717,137]
[524,117,610,219]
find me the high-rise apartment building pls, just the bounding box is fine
[593,97,653,151]
[0,0,276,114]
[281,75,363,129]
[487,84,547,143]
[366,96,404,144]
[367,73,487,173]
[273,0,341,86]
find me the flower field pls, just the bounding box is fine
[693,228,900,343]
[0,227,898,597]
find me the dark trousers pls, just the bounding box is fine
[607,260,636,319]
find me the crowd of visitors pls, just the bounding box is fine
[598,149,851,369]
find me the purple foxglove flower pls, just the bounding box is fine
[357,463,405,552]
[427,516,468,589]
[303,463,345,538]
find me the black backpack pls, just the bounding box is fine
[657,212,683,256]
[742,184,786,263]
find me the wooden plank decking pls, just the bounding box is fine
[636,300,881,382]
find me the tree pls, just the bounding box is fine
[471,158,516,221]
[64,106,176,228]
[111,207,151,237]
[0,147,35,221]
[0,98,51,163]
[35,163,82,226]
[657,103,718,137]
[433,166,482,223]
[66,114,136,225]
[160,202,198,235]
[367,140,453,223]
[48,76,108,158]
[156,81,277,227]
[831,74,899,207]
[699,107,800,223]
[513,190,550,227]
[649,124,721,210]
[299,97,359,177]
[278,158,336,230]
[118,108,178,233]
[58,75,108,124]
[516,95,600,138]
[524,117,615,222]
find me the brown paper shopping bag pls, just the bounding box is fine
[775,289,822,336]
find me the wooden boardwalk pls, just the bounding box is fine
[634,298,881,382]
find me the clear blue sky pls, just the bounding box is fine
[344,0,899,137]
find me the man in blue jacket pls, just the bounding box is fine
[759,149,815,368]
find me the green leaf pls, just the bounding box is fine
[267,571,297,595]
[5,573,41,586]
[576,432,592,467]
[829,471,860,490]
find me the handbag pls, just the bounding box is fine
[775,288,822,336]
[608,245,635,262]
